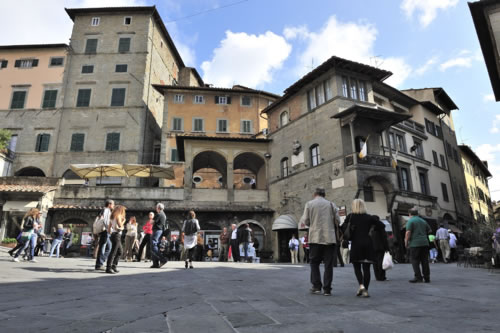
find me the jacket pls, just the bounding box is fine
[153,211,167,231]
[299,196,339,244]
[143,221,153,234]
[219,231,230,245]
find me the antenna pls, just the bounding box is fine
[307,58,315,71]
[370,55,384,68]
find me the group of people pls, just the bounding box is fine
[428,225,458,263]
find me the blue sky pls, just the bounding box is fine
[2,0,500,198]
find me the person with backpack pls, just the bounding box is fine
[150,203,168,268]
[182,210,200,269]
[289,234,299,264]
[12,208,38,262]
[94,199,114,270]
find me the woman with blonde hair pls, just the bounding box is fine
[12,208,39,262]
[123,216,137,262]
[343,198,384,298]
[182,210,200,269]
[106,205,126,274]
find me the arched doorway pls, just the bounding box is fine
[272,215,298,262]
[192,151,227,188]
[362,176,393,220]
[15,167,45,177]
[237,219,266,255]
[62,169,80,179]
[233,152,266,189]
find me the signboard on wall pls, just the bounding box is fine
[81,232,92,245]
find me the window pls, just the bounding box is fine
[8,135,18,152]
[358,81,367,102]
[91,17,100,26]
[105,133,120,151]
[118,38,131,53]
[316,85,325,105]
[170,149,179,162]
[308,89,316,110]
[70,133,85,152]
[396,134,406,152]
[310,144,321,167]
[325,79,333,100]
[174,94,184,103]
[389,133,396,150]
[241,120,252,133]
[153,145,161,165]
[194,95,204,104]
[115,64,127,73]
[172,117,183,131]
[85,39,98,54]
[217,119,228,133]
[441,183,449,202]
[124,16,132,25]
[363,186,374,202]
[76,89,91,107]
[453,149,459,163]
[425,118,435,135]
[193,118,204,132]
[50,57,64,66]
[350,79,358,100]
[281,158,289,178]
[398,166,411,191]
[440,154,447,170]
[419,170,429,195]
[280,111,289,127]
[42,89,58,108]
[10,91,27,109]
[14,59,38,68]
[215,96,230,104]
[342,76,349,98]
[241,96,252,106]
[111,88,126,106]
[432,151,439,165]
[446,142,453,157]
[35,134,50,152]
[413,139,424,158]
[81,65,94,74]
[0,60,7,68]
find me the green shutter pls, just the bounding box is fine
[76,89,91,107]
[1,60,7,68]
[85,39,98,54]
[11,91,26,109]
[14,60,21,67]
[118,38,130,52]
[70,133,85,152]
[227,96,231,104]
[214,96,219,104]
[111,88,126,106]
[106,133,120,151]
[42,90,58,108]
[36,134,50,152]
[32,59,39,67]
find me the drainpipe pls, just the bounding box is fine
[439,118,460,226]
[142,14,155,168]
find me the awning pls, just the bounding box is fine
[448,224,463,234]
[272,215,298,231]
[70,164,128,178]
[2,201,38,212]
[123,164,175,179]
[399,215,410,230]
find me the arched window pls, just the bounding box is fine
[281,158,289,178]
[280,111,289,127]
[310,144,320,167]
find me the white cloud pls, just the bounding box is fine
[484,93,496,103]
[475,143,500,200]
[490,115,500,134]
[201,31,292,88]
[284,16,412,88]
[401,0,459,28]
[439,57,473,71]
[415,56,438,76]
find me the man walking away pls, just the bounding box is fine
[449,230,457,262]
[299,188,339,296]
[436,224,450,263]
[289,234,299,264]
[219,227,230,262]
[230,224,240,262]
[300,234,310,263]
[240,224,253,262]
[405,209,431,283]
[95,199,114,270]
[151,203,168,268]
[372,216,389,281]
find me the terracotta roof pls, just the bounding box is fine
[51,205,104,210]
[50,205,273,213]
[0,184,58,193]
[0,43,68,50]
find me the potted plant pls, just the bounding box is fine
[1,238,18,249]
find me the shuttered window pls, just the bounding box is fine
[35,134,50,152]
[1,60,8,68]
[118,38,131,53]
[115,64,128,72]
[170,149,179,162]
[217,119,228,132]
[76,89,91,107]
[10,91,27,109]
[81,65,94,74]
[42,90,58,108]
[193,118,204,132]
[172,117,183,131]
[105,133,120,151]
[215,96,231,104]
[111,88,126,106]
[70,133,85,152]
[241,120,252,133]
[85,39,98,54]
[50,57,64,66]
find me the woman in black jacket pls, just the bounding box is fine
[344,199,384,298]
[12,208,38,262]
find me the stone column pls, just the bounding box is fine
[227,161,234,202]
[183,144,193,201]
[349,121,357,165]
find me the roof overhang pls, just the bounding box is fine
[458,145,492,177]
[372,82,420,108]
[2,201,39,212]
[421,101,449,116]
[331,105,412,131]
[153,84,280,100]
[0,44,68,50]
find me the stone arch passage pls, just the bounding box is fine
[233,152,266,189]
[15,167,46,177]
[192,151,228,189]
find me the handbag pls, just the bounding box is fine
[21,230,33,242]
[382,251,394,270]
[342,214,354,241]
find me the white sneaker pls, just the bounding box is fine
[29,259,37,263]
[12,257,19,262]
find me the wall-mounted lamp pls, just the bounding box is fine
[264,153,272,159]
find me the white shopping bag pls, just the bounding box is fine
[382,251,394,270]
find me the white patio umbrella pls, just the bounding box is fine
[122,164,175,179]
[70,164,128,179]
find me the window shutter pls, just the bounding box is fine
[35,134,42,152]
[1,60,7,68]
[32,59,38,67]
[118,38,131,52]
[15,60,21,67]
[215,96,219,104]
[37,134,50,152]
[111,88,125,106]
[227,96,231,104]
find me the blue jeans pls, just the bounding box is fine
[95,231,111,268]
[242,242,249,261]
[50,239,62,258]
[30,234,38,259]
[151,230,166,266]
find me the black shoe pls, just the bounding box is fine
[8,250,14,257]
[310,288,322,295]
[424,279,430,283]
[189,265,194,269]
[185,261,188,269]
[150,265,159,268]
[323,291,332,296]
[106,268,115,274]
[159,260,167,268]
[111,267,119,273]
[95,266,104,271]
[409,278,423,283]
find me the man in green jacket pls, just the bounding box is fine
[405,208,431,283]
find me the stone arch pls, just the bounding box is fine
[192,150,228,189]
[233,152,267,189]
[62,169,80,179]
[362,175,395,219]
[15,167,46,177]
[236,219,267,236]
[237,219,266,252]
[362,175,395,195]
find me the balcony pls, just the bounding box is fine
[345,154,392,168]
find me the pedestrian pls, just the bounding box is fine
[371,216,390,282]
[345,199,385,297]
[180,232,187,261]
[341,238,350,265]
[169,235,181,261]
[150,203,168,268]
[300,234,310,263]
[240,223,253,262]
[206,240,214,261]
[436,224,450,263]
[196,232,204,261]
[492,220,500,267]
[230,224,241,262]
[405,208,431,283]
[159,236,169,257]
[136,212,153,262]
[182,210,200,269]
[27,211,42,262]
[12,208,38,262]
[449,230,457,262]
[123,216,137,262]
[62,228,73,256]
[106,205,126,274]
[428,234,438,263]
[289,234,299,264]
[49,224,65,258]
[299,187,340,296]
[219,227,230,262]
[95,199,114,270]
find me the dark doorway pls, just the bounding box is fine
[277,229,297,263]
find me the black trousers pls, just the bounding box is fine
[333,244,344,267]
[373,251,386,281]
[137,234,151,260]
[309,244,336,292]
[107,232,123,269]
[410,246,430,281]
[303,248,310,263]
[230,240,240,262]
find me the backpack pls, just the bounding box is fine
[289,241,296,250]
[184,219,197,236]
[93,210,106,234]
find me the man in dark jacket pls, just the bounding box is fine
[230,224,240,262]
[372,216,390,281]
[151,203,168,268]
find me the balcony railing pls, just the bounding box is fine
[345,153,392,168]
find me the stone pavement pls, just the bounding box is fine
[0,249,499,333]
